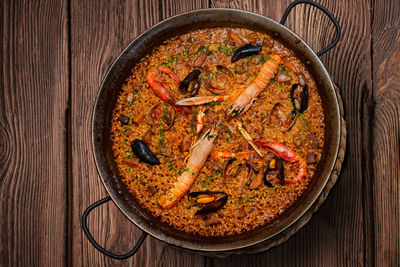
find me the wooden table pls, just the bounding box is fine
[1,0,399,266]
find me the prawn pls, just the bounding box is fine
[254,139,307,184]
[158,129,218,209]
[228,54,282,116]
[146,66,189,113]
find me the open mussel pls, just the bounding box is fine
[131,139,160,165]
[188,191,228,215]
[263,157,284,187]
[291,83,309,114]
[231,44,262,63]
[179,69,201,96]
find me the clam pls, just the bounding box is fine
[223,158,240,178]
[131,139,160,165]
[203,65,234,95]
[237,163,252,187]
[266,102,298,132]
[280,110,297,132]
[266,102,283,127]
[146,103,175,130]
[249,165,265,189]
[188,191,228,215]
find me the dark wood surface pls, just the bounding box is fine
[1,0,399,266]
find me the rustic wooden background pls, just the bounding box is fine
[1,0,399,266]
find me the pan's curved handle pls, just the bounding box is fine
[280,0,341,57]
[82,196,148,260]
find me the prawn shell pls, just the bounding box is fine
[131,139,160,165]
[231,44,262,63]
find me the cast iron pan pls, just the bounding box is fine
[83,0,342,259]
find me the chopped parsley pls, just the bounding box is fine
[217,44,235,56]
[197,45,211,55]
[208,133,217,138]
[297,113,310,133]
[205,101,226,108]
[280,64,289,74]
[160,56,177,67]
[158,128,165,147]
[180,49,189,58]
[246,196,257,202]
[260,55,271,64]
[235,143,242,153]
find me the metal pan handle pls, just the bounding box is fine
[280,0,341,57]
[82,196,148,260]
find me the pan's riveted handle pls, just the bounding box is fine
[280,0,341,57]
[82,196,148,260]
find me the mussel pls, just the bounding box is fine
[263,157,285,187]
[291,83,309,114]
[188,191,228,215]
[131,139,160,165]
[118,115,129,125]
[179,69,202,96]
[231,44,262,63]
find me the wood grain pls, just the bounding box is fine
[210,0,373,266]
[372,0,400,265]
[2,0,400,266]
[69,1,207,266]
[0,0,69,266]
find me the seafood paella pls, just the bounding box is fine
[111,27,324,236]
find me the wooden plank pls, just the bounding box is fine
[210,0,373,266]
[372,0,400,265]
[70,1,207,266]
[0,0,68,266]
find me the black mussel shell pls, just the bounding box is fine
[290,84,309,114]
[263,157,285,186]
[231,44,262,63]
[263,173,274,187]
[131,139,160,165]
[299,85,308,113]
[188,190,225,199]
[195,195,228,215]
[275,157,285,180]
[118,115,129,125]
[179,69,201,93]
